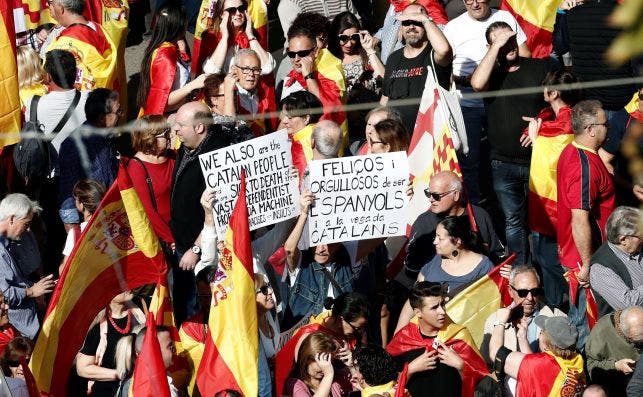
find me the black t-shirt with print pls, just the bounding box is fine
[382,44,452,133]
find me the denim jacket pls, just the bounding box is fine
[283,246,357,329]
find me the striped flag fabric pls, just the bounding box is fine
[0,0,21,147]
[17,0,55,31]
[192,0,268,74]
[196,171,258,396]
[30,164,168,396]
[128,313,172,397]
[389,1,448,25]
[528,107,574,237]
[500,0,560,58]
[19,356,41,397]
[625,91,643,123]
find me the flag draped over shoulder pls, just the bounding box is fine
[528,107,574,237]
[30,164,168,396]
[387,321,489,397]
[625,91,643,123]
[192,0,268,74]
[515,351,585,396]
[500,0,559,58]
[196,171,258,396]
[128,313,172,397]
[141,42,178,116]
[18,0,55,30]
[0,1,20,147]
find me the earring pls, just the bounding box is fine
[452,250,458,257]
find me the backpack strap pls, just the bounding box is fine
[52,90,81,134]
[29,95,41,125]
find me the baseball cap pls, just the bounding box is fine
[534,315,578,349]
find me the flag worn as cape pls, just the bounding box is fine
[192,0,268,75]
[625,91,643,123]
[387,321,489,397]
[30,164,168,396]
[0,2,20,147]
[141,42,178,116]
[527,107,574,237]
[46,22,117,90]
[196,171,258,396]
[516,351,586,397]
[500,0,559,58]
[128,312,172,397]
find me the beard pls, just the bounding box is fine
[404,30,425,47]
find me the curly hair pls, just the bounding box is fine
[353,344,398,386]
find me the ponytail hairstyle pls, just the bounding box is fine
[72,179,107,215]
[437,216,486,255]
[324,292,369,323]
[541,69,584,107]
[114,333,137,380]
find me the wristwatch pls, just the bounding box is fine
[493,320,509,329]
[304,72,316,80]
[191,245,201,255]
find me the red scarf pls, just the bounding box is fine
[285,69,309,88]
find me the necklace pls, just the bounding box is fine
[107,308,132,334]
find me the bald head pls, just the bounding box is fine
[582,385,608,397]
[621,306,643,344]
[174,101,212,150]
[427,171,463,215]
[312,120,342,160]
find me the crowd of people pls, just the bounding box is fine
[1,0,642,396]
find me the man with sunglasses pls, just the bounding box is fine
[481,265,565,396]
[380,3,452,133]
[585,306,643,396]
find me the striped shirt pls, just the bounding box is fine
[590,242,643,310]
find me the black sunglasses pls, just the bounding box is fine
[256,283,272,295]
[338,33,360,43]
[286,47,316,59]
[224,4,247,14]
[510,285,544,298]
[401,19,424,28]
[423,189,455,201]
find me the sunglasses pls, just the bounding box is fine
[510,285,544,298]
[424,189,456,201]
[286,47,316,59]
[401,20,424,28]
[224,4,247,14]
[256,283,272,295]
[338,33,360,43]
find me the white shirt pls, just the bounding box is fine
[236,84,260,116]
[443,9,526,108]
[62,221,87,256]
[203,45,276,75]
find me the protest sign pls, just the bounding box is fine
[308,152,409,245]
[199,130,300,234]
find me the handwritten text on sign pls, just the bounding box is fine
[199,130,299,234]
[308,152,409,245]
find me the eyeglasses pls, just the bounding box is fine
[286,47,316,59]
[401,20,424,28]
[237,66,262,75]
[586,121,609,129]
[510,285,544,298]
[424,189,456,201]
[463,0,488,4]
[256,283,272,295]
[345,320,363,333]
[338,33,360,43]
[224,4,247,14]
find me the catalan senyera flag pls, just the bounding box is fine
[192,0,268,74]
[30,163,168,396]
[46,20,118,90]
[408,255,516,348]
[500,0,559,58]
[387,320,490,397]
[528,106,574,237]
[196,171,258,396]
[18,0,55,30]
[128,312,172,397]
[625,91,643,123]
[0,1,21,147]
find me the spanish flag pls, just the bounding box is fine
[0,1,20,147]
[46,21,118,90]
[387,320,490,397]
[625,91,643,123]
[141,42,179,116]
[500,0,559,58]
[528,107,574,237]
[30,164,168,396]
[389,0,448,25]
[19,356,41,397]
[179,312,207,397]
[516,351,585,396]
[192,0,268,75]
[18,0,55,30]
[196,171,258,396]
[128,312,172,397]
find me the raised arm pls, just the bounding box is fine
[471,30,517,92]
[285,190,314,273]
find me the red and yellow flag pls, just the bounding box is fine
[625,91,643,123]
[192,0,268,74]
[196,171,258,396]
[516,351,585,396]
[18,0,55,30]
[20,356,41,397]
[500,0,560,58]
[128,313,172,397]
[387,321,489,397]
[0,1,21,147]
[30,164,168,396]
[528,107,574,237]
[389,1,448,24]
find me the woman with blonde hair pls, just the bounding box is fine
[17,46,47,109]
